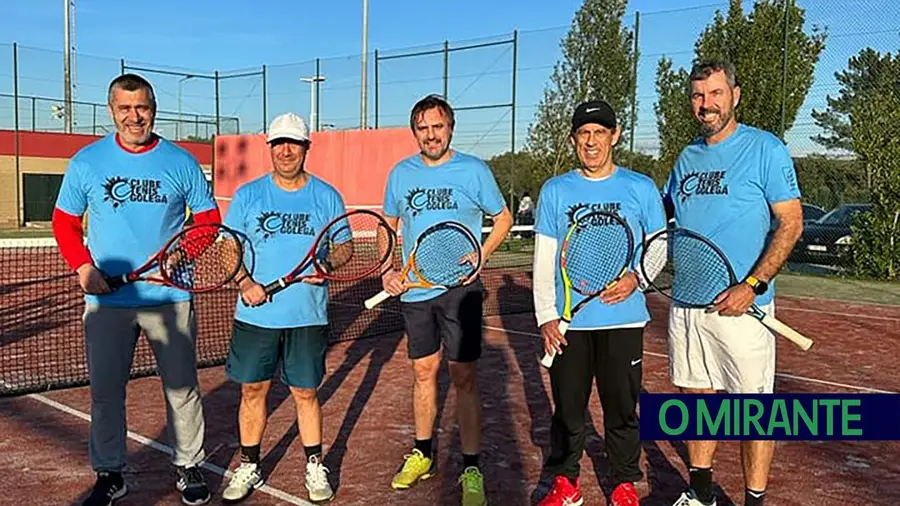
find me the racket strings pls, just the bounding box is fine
[315,213,393,281]
[648,231,732,306]
[564,221,632,295]
[413,226,479,285]
[163,226,243,290]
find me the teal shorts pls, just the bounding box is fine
[225,320,328,389]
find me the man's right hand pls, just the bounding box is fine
[77,264,111,295]
[381,269,406,296]
[540,319,567,358]
[240,281,267,307]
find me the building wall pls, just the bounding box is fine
[0,130,213,228]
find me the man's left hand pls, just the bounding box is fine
[709,282,756,316]
[460,251,482,286]
[599,271,639,305]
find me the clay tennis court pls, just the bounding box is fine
[2,244,899,505]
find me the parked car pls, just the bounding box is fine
[789,203,873,266]
[801,203,826,224]
[766,203,828,251]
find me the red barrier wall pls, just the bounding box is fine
[0,130,213,165]
[213,128,418,216]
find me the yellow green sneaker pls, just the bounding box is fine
[459,466,486,506]
[391,449,436,490]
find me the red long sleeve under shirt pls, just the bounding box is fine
[53,207,222,272]
[53,134,221,272]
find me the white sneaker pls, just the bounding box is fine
[222,462,264,503]
[305,455,334,502]
[672,490,716,506]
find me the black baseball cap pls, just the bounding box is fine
[571,100,617,132]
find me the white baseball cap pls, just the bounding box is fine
[267,112,310,143]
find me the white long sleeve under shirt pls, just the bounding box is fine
[532,232,648,331]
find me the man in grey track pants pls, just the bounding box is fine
[52,73,221,506]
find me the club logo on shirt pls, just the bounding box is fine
[677,170,729,203]
[566,202,622,227]
[102,176,169,209]
[404,187,459,217]
[255,211,316,240]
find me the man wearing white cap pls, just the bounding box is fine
[220,112,346,503]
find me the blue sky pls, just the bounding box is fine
[1,0,897,158]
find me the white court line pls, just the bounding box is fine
[25,393,314,506]
[483,325,899,395]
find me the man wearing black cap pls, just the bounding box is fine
[531,100,666,506]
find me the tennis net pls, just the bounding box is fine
[0,225,535,396]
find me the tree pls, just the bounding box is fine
[654,0,826,166]
[808,48,900,279]
[845,54,900,279]
[811,49,900,184]
[486,150,544,211]
[525,0,637,179]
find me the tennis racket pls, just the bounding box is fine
[364,220,482,309]
[640,226,813,351]
[540,210,635,368]
[261,209,395,299]
[103,223,245,293]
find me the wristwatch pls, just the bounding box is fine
[744,275,768,295]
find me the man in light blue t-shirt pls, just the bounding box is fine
[532,100,667,506]
[53,74,217,506]
[663,60,803,506]
[219,113,340,504]
[379,94,513,505]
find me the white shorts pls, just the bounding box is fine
[667,303,776,394]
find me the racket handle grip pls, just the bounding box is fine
[365,290,392,309]
[263,278,288,297]
[104,274,126,292]
[539,320,570,368]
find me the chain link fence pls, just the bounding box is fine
[1,0,897,280]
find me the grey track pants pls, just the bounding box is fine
[83,301,206,472]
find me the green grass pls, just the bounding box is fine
[775,272,900,306]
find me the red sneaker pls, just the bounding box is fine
[610,482,640,506]
[537,475,583,506]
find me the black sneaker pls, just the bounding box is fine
[82,471,127,506]
[175,465,211,505]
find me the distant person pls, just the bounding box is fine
[531,99,666,506]
[52,73,217,506]
[218,112,341,504]
[662,59,803,506]
[378,94,513,506]
[517,191,534,225]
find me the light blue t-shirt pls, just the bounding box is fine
[382,150,506,303]
[662,123,802,306]
[55,134,217,307]
[534,167,667,329]
[224,172,347,329]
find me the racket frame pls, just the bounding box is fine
[541,210,635,368]
[364,220,482,309]
[104,223,245,293]
[262,209,395,297]
[640,226,814,351]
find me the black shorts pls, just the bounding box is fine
[400,280,484,362]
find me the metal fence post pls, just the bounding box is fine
[443,40,449,99]
[374,50,379,129]
[13,43,21,227]
[630,11,640,154]
[215,70,220,136]
[262,64,267,132]
[510,30,518,209]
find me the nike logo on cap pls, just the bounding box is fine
[631,358,642,366]
[586,107,601,113]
